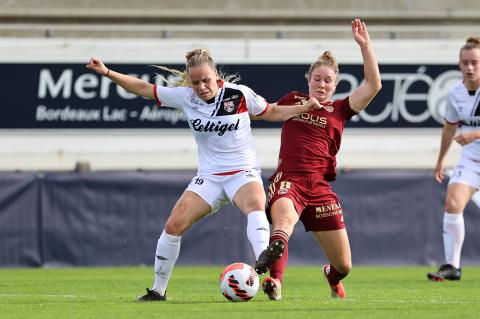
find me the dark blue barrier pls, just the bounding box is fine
[0,172,40,267]
[1,170,479,267]
[39,171,250,267]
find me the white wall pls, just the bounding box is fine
[0,38,465,63]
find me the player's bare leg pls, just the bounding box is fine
[313,229,351,299]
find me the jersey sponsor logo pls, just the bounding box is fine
[224,94,240,101]
[293,113,328,128]
[190,118,240,136]
[315,203,343,219]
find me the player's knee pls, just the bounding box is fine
[273,216,296,231]
[164,216,190,236]
[444,197,463,212]
[242,197,266,212]
[271,208,298,230]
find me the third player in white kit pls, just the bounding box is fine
[429,36,480,281]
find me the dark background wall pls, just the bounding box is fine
[1,169,479,268]
[0,63,460,129]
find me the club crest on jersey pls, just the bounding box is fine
[324,106,334,112]
[224,100,235,112]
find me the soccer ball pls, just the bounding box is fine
[219,262,259,302]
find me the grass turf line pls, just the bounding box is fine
[1,266,479,319]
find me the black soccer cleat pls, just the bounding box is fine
[254,240,285,275]
[137,288,166,301]
[427,264,461,282]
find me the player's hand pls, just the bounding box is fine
[86,57,108,76]
[434,162,444,184]
[303,97,322,111]
[454,131,478,146]
[351,18,370,47]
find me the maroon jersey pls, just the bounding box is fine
[275,91,357,181]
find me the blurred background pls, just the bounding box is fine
[1,0,480,268]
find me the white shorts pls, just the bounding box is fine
[449,155,480,189]
[186,169,263,214]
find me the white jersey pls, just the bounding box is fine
[444,81,480,160]
[154,81,269,174]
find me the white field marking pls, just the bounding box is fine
[0,293,79,298]
[290,297,476,305]
[368,299,476,305]
[287,298,475,305]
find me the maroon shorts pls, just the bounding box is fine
[266,171,345,232]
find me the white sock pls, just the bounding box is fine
[152,230,181,295]
[246,210,270,260]
[443,212,465,269]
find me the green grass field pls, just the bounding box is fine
[1,266,479,319]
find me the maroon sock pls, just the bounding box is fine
[327,265,347,286]
[268,230,289,284]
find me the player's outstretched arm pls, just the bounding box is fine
[348,19,382,112]
[252,98,321,122]
[86,57,155,100]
